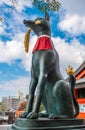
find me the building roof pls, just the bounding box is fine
[76,78,85,84]
[73,61,85,89]
[75,78,85,89]
[74,61,85,77]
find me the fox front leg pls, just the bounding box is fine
[20,70,37,118]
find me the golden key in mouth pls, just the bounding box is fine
[24,28,32,53]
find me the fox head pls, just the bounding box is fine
[23,12,51,37]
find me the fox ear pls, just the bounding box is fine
[45,12,50,21]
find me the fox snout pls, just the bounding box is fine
[23,20,28,26]
[23,19,26,23]
[23,13,51,36]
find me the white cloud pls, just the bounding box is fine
[0,40,24,63]
[13,34,37,71]
[16,0,32,12]
[0,76,31,97]
[0,34,85,78]
[0,7,38,41]
[58,14,85,35]
[0,0,85,101]
[1,0,84,15]
[0,71,2,75]
[0,35,85,99]
[52,37,85,77]
[0,0,3,5]
[59,0,85,16]
[58,0,85,36]
[0,0,32,11]
[0,34,37,71]
[0,22,4,34]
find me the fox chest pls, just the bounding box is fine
[32,52,41,77]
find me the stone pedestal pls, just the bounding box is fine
[8,118,85,130]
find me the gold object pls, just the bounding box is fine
[0,17,3,23]
[66,65,75,76]
[35,20,41,25]
[24,28,31,53]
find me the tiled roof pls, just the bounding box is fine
[75,78,85,89]
[76,78,85,84]
[74,61,85,77]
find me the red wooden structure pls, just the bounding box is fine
[74,61,85,118]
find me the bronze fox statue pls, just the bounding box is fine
[20,12,79,119]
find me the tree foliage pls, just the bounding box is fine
[0,102,6,112]
[18,101,27,111]
[32,0,61,13]
[0,17,3,23]
[0,0,60,18]
[4,0,60,13]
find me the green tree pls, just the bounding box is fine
[32,0,61,13]
[0,0,60,22]
[0,17,3,23]
[5,0,60,13]
[0,102,6,112]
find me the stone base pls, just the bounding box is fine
[8,118,85,130]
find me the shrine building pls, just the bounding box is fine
[74,61,85,118]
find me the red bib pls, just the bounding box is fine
[32,36,54,53]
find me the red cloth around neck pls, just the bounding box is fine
[32,36,54,53]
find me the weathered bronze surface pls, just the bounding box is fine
[8,13,85,130]
[9,118,85,130]
[20,12,79,119]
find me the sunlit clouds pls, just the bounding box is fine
[0,0,85,100]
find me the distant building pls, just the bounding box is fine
[17,90,23,99]
[2,96,20,110]
[2,91,23,110]
[2,97,9,110]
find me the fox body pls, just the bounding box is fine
[20,13,79,119]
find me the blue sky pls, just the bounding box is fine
[0,0,85,101]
